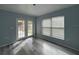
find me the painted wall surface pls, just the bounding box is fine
[36,5,79,51]
[0,10,35,47]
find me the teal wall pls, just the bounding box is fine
[0,10,35,47]
[36,5,79,51]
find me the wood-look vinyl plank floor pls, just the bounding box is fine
[0,37,76,55]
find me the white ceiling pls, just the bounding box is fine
[0,4,75,16]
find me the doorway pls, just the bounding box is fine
[18,19,25,39]
[16,18,33,40]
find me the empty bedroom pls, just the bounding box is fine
[0,4,79,55]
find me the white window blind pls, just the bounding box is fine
[42,19,51,36]
[41,16,64,40]
[52,16,64,40]
[42,19,51,27]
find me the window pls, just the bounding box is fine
[52,16,64,40]
[42,16,64,40]
[18,19,25,39]
[42,19,51,36]
[27,20,33,36]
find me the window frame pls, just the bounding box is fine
[41,16,64,40]
[27,20,33,36]
[41,18,52,36]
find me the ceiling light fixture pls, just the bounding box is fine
[33,4,36,6]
